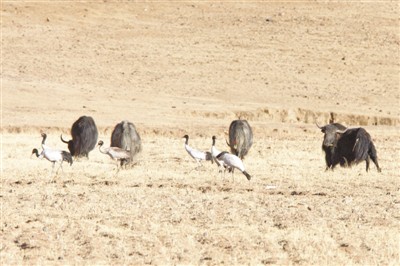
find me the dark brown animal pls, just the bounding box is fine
[318,123,381,172]
[110,120,142,166]
[61,116,98,158]
[226,119,253,160]
[317,123,347,170]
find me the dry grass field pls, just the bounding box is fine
[1,1,399,265]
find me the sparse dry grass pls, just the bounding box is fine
[1,130,399,265]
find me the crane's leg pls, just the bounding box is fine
[227,167,235,183]
[193,159,202,171]
[222,167,227,180]
[56,162,64,175]
[49,162,56,182]
[195,160,203,171]
[114,161,121,177]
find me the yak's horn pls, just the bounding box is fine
[335,129,348,134]
[60,134,69,143]
[225,138,231,147]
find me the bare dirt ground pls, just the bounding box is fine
[1,1,399,265]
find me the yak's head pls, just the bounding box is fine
[60,134,75,155]
[317,123,347,148]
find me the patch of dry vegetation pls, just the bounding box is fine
[1,130,399,264]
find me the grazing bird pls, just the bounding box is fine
[110,120,142,166]
[183,135,212,169]
[226,119,253,160]
[216,151,251,181]
[60,115,98,158]
[98,140,131,172]
[32,133,73,178]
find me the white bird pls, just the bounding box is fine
[31,133,73,178]
[98,140,131,172]
[211,136,227,174]
[216,151,251,181]
[183,135,212,169]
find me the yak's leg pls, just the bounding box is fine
[369,149,381,173]
[342,157,349,167]
[370,156,381,173]
[324,153,332,171]
[365,157,370,172]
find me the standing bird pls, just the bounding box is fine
[211,136,227,174]
[98,140,131,172]
[183,135,212,169]
[216,151,251,181]
[32,133,73,179]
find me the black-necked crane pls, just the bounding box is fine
[98,140,131,173]
[31,133,73,179]
[216,151,251,181]
[211,136,228,174]
[183,135,212,169]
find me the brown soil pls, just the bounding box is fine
[2,2,399,265]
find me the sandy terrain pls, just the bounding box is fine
[1,1,399,265]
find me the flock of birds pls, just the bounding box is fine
[30,133,251,181]
[183,135,251,181]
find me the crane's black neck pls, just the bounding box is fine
[41,134,47,145]
[32,148,40,157]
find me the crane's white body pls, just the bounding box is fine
[183,135,212,168]
[32,133,73,179]
[98,140,131,173]
[216,152,251,181]
[99,146,131,161]
[185,144,209,162]
[41,146,65,163]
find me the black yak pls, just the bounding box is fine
[318,123,381,172]
[226,119,253,160]
[61,116,98,158]
[110,120,142,166]
[317,122,347,170]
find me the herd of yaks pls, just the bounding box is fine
[31,115,382,180]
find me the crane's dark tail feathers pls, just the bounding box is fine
[205,152,213,163]
[243,171,251,181]
[62,151,73,165]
